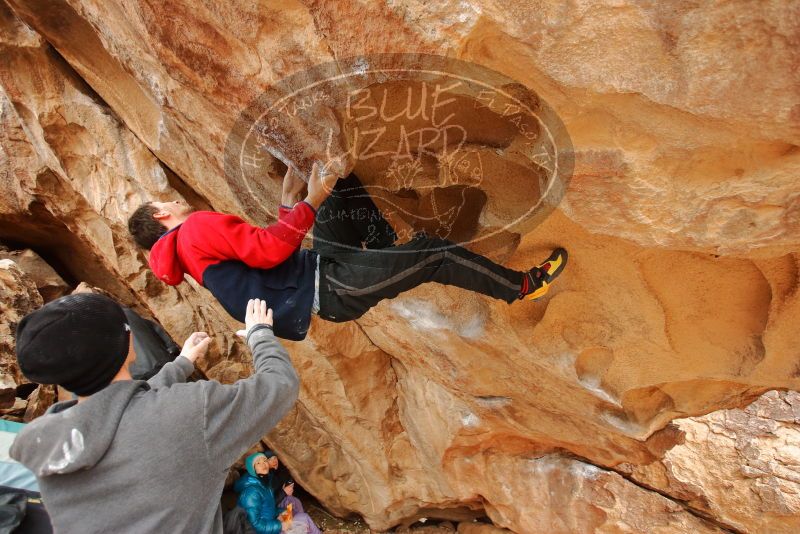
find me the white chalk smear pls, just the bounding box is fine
[43,428,85,475]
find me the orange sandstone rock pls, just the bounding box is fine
[0,1,798,532]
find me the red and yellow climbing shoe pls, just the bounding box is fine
[520,247,568,301]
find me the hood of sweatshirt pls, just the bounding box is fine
[149,226,185,286]
[10,381,145,477]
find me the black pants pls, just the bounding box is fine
[313,174,524,322]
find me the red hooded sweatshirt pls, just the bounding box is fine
[148,202,318,339]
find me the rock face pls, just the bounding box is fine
[623,390,800,534]
[444,453,727,534]
[457,525,512,534]
[0,1,798,532]
[23,384,56,422]
[0,248,70,302]
[0,255,62,417]
[0,259,43,401]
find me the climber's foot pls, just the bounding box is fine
[520,248,568,301]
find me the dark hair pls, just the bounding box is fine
[127,203,165,250]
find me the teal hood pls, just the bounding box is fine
[244,452,266,477]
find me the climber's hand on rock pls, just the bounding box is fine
[236,298,274,338]
[180,332,211,363]
[281,165,306,207]
[304,161,339,209]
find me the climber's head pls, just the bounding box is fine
[128,200,192,249]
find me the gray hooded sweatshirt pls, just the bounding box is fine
[10,325,298,533]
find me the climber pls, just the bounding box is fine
[127,164,568,341]
[233,451,320,534]
[10,295,298,533]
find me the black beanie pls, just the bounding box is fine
[15,293,131,396]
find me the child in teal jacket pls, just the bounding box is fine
[235,453,284,534]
